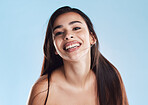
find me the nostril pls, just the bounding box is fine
[65,36,73,40]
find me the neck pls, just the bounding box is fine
[62,51,93,89]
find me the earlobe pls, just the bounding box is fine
[90,40,96,47]
[90,32,96,45]
[91,40,96,45]
[55,51,58,55]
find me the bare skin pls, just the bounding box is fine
[27,12,98,105]
[47,67,98,105]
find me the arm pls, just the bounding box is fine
[27,75,48,105]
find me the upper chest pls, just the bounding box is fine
[46,83,98,105]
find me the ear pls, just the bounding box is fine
[89,32,96,45]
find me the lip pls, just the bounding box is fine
[63,40,82,50]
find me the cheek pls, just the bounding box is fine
[78,30,90,43]
[53,38,63,50]
[77,29,87,37]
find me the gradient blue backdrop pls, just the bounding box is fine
[0,0,147,105]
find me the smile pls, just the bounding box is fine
[63,41,82,52]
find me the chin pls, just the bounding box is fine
[63,50,90,62]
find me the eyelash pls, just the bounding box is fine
[73,27,81,31]
[55,32,64,36]
[55,27,81,36]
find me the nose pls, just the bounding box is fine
[64,32,74,40]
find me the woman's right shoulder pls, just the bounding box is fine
[33,74,49,92]
[36,74,48,84]
[27,74,49,105]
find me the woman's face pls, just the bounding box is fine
[52,12,94,61]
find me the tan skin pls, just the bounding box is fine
[28,12,98,105]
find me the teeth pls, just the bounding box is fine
[65,43,80,50]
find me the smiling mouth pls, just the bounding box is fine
[63,41,82,52]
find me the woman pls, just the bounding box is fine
[28,6,129,105]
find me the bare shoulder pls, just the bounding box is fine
[27,74,48,105]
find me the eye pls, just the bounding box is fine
[55,32,64,36]
[73,27,81,31]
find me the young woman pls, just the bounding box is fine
[28,6,129,105]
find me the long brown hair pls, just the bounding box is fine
[41,6,128,105]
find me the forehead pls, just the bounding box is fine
[53,12,86,27]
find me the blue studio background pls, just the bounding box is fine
[0,0,147,105]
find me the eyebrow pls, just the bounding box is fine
[69,21,82,25]
[53,25,63,32]
[53,21,82,31]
